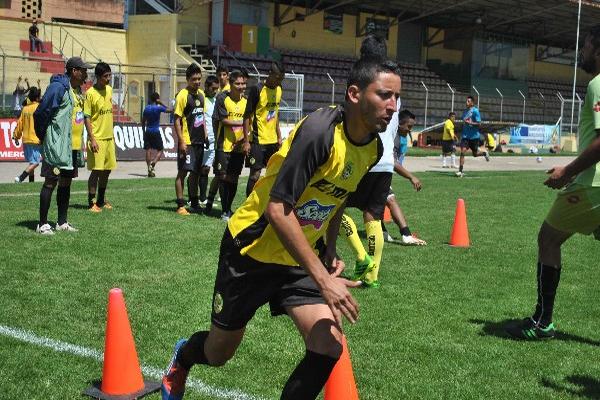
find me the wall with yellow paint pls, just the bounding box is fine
[177,0,211,46]
[527,46,591,84]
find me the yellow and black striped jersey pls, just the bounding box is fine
[228,105,383,266]
[214,92,247,153]
[244,83,282,145]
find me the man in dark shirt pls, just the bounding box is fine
[28,19,45,53]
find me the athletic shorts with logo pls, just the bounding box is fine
[211,228,326,330]
[41,150,80,180]
[202,140,215,168]
[246,142,279,170]
[442,140,455,154]
[214,150,244,176]
[460,138,480,154]
[346,172,393,220]
[545,184,600,238]
[24,144,42,164]
[87,138,117,170]
[177,144,204,173]
[143,129,164,151]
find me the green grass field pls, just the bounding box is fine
[1,171,599,400]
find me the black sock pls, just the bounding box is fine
[28,173,34,182]
[280,350,339,400]
[400,226,411,236]
[88,192,95,208]
[532,262,561,327]
[178,331,209,370]
[96,187,106,207]
[176,198,185,208]
[56,186,71,225]
[208,177,219,202]
[151,161,156,168]
[227,181,238,213]
[246,176,258,197]
[39,185,54,225]
[219,182,230,213]
[199,175,208,202]
[187,177,192,202]
[190,196,199,208]
[381,220,388,233]
[19,171,28,182]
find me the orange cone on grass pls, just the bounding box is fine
[383,206,392,223]
[324,335,359,400]
[449,198,470,247]
[83,288,160,399]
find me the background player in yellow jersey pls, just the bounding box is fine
[13,87,41,183]
[216,65,230,93]
[441,111,458,168]
[34,57,90,234]
[161,55,401,400]
[213,70,248,220]
[507,25,600,340]
[242,61,285,196]
[85,62,117,212]
[173,64,206,215]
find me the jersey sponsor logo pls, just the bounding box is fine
[213,292,223,314]
[266,109,276,122]
[594,101,600,112]
[295,199,335,230]
[193,114,204,128]
[195,99,201,107]
[229,112,244,119]
[99,109,113,116]
[310,178,349,200]
[75,111,84,125]
[341,162,353,180]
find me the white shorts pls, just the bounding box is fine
[202,141,215,168]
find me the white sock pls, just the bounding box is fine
[442,156,447,166]
[451,154,456,166]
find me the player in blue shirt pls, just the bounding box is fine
[142,92,170,177]
[456,95,489,177]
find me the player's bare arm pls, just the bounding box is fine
[394,161,422,191]
[545,129,600,189]
[84,117,98,153]
[174,115,186,154]
[265,198,360,326]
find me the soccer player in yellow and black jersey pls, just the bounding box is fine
[161,56,401,400]
[173,64,206,215]
[242,61,285,196]
[506,25,600,340]
[213,69,248,220]
[216,65,230,93]
[441,111,458,168]
[85,62,117,212]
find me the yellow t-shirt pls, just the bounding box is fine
[228,105,383,266]
[84,85,114,140]
[71,88,85,150]
[442,119,455,141]
[218,83,230,93]
[486,133,496,148]
[13,102,40,145]
[174,87,205,145]
[245,84,282,145]
[215,92,247,153]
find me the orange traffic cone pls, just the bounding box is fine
[324,335,359,400]
[449,198,470,247]
[83,288,160,399]
[383,206,392,223]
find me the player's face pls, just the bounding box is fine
[72,67,87,86]
[219,71,229,86]
[97,71,111,88]
[579,35,599,74]
[358,71,401,132]
[205,82,219,97]
[398,117,415,135]
[231,77,247,96]
[450,114,455,122]
[188,73,202,91]
[268,71,285,88]
[466,97,474,108]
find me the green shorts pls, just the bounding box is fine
[545,184,600,237]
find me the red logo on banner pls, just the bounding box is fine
[0,119,24,161]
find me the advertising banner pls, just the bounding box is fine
[0,119,179,161]
[509,124,559,145]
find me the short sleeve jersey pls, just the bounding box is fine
[227,105,383,266]
[174,88,206,145]
[244,84,282,145]
[461,106,481,140]
[71,88,85,150]
[204,95,216,143]
[575,74,600,187]
[370,97,400,173]
[214,92,247,153]
[84,85,114,140]
[143,104,167,132]
[442,119,455,140]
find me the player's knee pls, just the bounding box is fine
[537,223,563,250]
[305,321,343,359]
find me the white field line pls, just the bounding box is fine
[0,324,267,400]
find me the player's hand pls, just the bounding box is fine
[321,250,345,277]
[544,166,573,189]
[319,276,361,326]
[410,176,422,191]
[178,142,187,155]
[277,137,282,148]
[242,141,251,155]
[13,138,19,146]
[90,138,99,153]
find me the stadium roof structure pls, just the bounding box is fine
[274,0,600,50]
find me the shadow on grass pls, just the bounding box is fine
[541,375,600,399]
[147,205,177,213]
[15,220,38,230]
[469,319,600,346]
[128,173,149,178]
[70,203,92,210]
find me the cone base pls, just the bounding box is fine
[83,380,160,400]
[448,243,470,248]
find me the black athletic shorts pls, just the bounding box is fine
[214,150,244,177]
[442,140,455,154]
[177,144,204,172]
[41,151,79,180]
[143,130,164,151]
[460,138,480,154]
[346,171,392,220]
[246,142,279,170]
[211,228,326,331]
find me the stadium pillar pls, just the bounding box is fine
[570,0,582,138]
